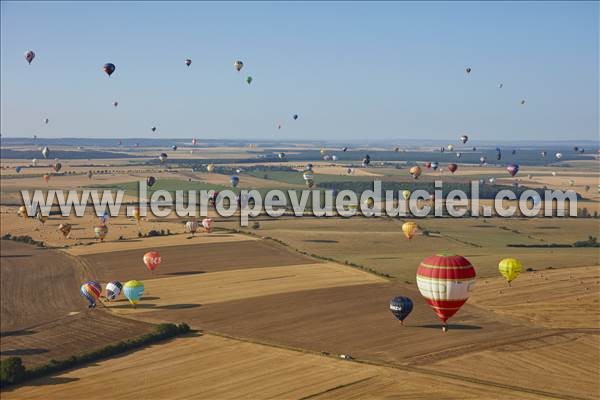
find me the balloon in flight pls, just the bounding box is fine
[389,296,413,325]
[402,222,418,240]
[498,258,522,286]
[103,63,116,77]
[25,50,35,64]
[143,251,162,272]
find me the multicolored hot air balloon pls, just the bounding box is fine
[42,146,50,159]
[202,218,214,233]
[206,164,215,172]
[106,281,123,301]
[146,176,156,187]
[389,296,413,325]
[143,251,161,272]
[58,223,72,238]
[103,63,116,77]
[506,164,519,177]
[402,222,418,240]
[123,280,144,306]
[186,220,199,235]
[303,171,314,181]
[459,135,468,144]
[498,258,522,286]
[447,163,458,174]
[159,153,168,163]
[25,50,35,64]
[234,60,244,72]
[185,59,192,67]
[278,152,285,160]
[431,161,439,171]
[53,162,62,173]
[555,152,563,160]
[81,281,102,308]
[94,225,108,242]
[416,254,476,332]
[409,166,422,179]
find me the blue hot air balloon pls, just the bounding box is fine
[230,175,240,188]
[389,296,413,325]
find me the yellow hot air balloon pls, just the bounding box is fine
[498,258,523,286]
[402,222,418,240]
[207,164,215,172]
[364,198,375,208]
[402,190,411,200]
[18,206,28,219]
[409,166,422,179]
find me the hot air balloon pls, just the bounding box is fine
[498,83,503,88]
[303,171,314,181]
[293,114,298,120]
[498,258,522,287]
[489,177,496,184]
[143,251,161,272]
[202,218,214,233]
[185,59,192,67]
[32,158,38,166]
[362,155,371,167]
[192,138,197,146]
[246,76,253,85]
[172,145,178,151]
[506,164,519,177]
[496,151,502,161]
[416,254,476,332]
[402,190,411,201]
[123,280,145,306]
[58,223,72,238]
[278,152,285,160]
[53,162,62,173]
[511,149,517,155]
[25,50,35,64]
[159,153,168,163]
[132,206,141,222]
[394,147,400,152]
[389,296,413,325]
[234,60,244,72]
[424,162,431,169]
[447,163,458,174]
[331,155,338,161]
[402,222,418,240]
[113,101,118,107]
[479,156,487,165]
[551,171,557,177]
[440,147,445,153]
[42,146,49,159]
[81,281,102,308]
[323,155,331,161]
[99,211,110,225]
[431,161,439,171]
[447,144,454,152]
[540,151,547,158]
[15,166,22,173]
[43,174,50,183]
[18,206,28,218]
[521,99,526,105]
[305,163,314,171]
[146,176,156,187]
[409,166,422,179]
[103,63,116,77]
[151,126,157,132]
[186,220,199,235]
[342,147,348,152]
[456,152,462,159]
[36,210,47,224]
[94,225,108,242]
[305,179,315,189]
[584,185,590,192]
[459,135,468,144]
[364,198,375,208]
[207,164,215,172]
[555,152,563,160]
[347,168,353,175]
[106,281,123,301]
[230,175,240,187]
[465,67,471,74]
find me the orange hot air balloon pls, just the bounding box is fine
[143,251,162,272]
[402,222,418,240]
[409,166,422,179]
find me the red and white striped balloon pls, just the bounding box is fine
[416,254,476,331]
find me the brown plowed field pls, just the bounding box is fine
[0,241,154,367]
[79,239,316,282]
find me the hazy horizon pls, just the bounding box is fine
[1,1,598,141]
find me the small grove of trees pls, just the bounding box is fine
[0,323,190,388]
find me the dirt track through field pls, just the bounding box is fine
[79,239,316,282]
[1,334,555,400]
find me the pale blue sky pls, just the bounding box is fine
[1,1,598,140]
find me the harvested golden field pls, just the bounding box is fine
[105,262,385,318]
[1,334,555,400]
[79,240,315,282]
[470,265,600,329]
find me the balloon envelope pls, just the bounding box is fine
[498,258,523,284]
[81,281,102,307]
[25,50,35,64]
[106,281,123,301]
[143,251,161,272]
[103,63,116,76]
[389,296,414,323]
[123,280,145,305]
[416,254,476,325]
[402,222,418,240]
